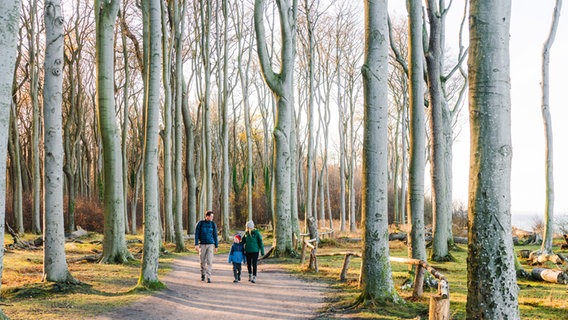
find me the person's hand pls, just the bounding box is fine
[195,245,200,252]
[214,247,218,253]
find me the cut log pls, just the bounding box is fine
[67,254,101,264]
[388,232,407,241]
[428,295,450,320]
[66,226,88,241]
[531,268,568,284]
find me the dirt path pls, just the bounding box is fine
[95,253,328,320]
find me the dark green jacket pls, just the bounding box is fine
[242,229,264,255]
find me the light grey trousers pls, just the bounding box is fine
[199,244,215,278]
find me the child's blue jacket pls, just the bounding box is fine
[228,242,245,264]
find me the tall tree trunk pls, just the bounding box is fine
[8,104,23,234]
[540,0,562,256]
[337,48,346,233]
[0,0,22,294]
[407,0,427,261]
[120,6,131,235]
[43,0,75,283]
[254,0,298,256]
[161,0,174,244]
[235,3,254,223]
[172,0,187,252]
[30,0,42,235]
[182,82,197,236]
[199,0,213,212]
[466,0,518,318]
[139,0,164,287]
[359,0,399,303]
[95,0,132,264]
[220,0,231,241]
[425,0,450,262]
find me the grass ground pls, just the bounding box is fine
[1,227,567,319]
[285,231,568,320]
[0,232,234,320]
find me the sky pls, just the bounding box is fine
[389,1,568,218]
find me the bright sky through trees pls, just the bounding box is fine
[390,1,568,216]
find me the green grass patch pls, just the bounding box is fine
[282,237,568,319]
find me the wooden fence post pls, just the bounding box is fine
[413,264,425,298]
[340,254,352,281]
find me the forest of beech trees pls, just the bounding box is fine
[0,0,541,317]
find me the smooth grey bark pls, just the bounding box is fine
[220,0,231,241]
[540,0,562,255]
[466,0,519,318]
[140,0,163,286]
[182,81,197,236]
[407,0,426,261]
[161,0,174,244]
[8,103,23,234]
[0,0,22,289]
[358,0,399,303]
[120,5,131,235]
[42,0,75,283]
[199,0,213,212]
[254,0,298,256]
[29,0,42,235]
[425,0,450,261]
[303,0,315,225]
[95,0,132,264]
[337,24,346,232]
[234,1,255,223]
[172,0,187,252]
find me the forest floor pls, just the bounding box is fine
[94,252,329,320]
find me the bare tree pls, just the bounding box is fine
[139,0,164,287]
[0,0,23,295]
[406,0,427,263]
[466,0,519,317]
[539,0,562,257]
[358,0,399,304]
[43,0,76,283]
[95,0,132,264]
[254,0,298,256]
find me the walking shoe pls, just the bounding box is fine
[201,275,205,281]
[207,278,211,283]
[233,279,238,283]
[248,274,252,282]
[251,275,256,283]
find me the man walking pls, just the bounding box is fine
[195,210,218,283]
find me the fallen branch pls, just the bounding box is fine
[67,254,101,264]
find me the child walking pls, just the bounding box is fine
[228,234,245,283]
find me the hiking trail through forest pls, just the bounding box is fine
[95,252,329,319]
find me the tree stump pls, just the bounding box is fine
[428,295,450,320]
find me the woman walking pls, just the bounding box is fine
[242,220,264,283]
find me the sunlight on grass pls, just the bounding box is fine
[0,232,193,320]
[285,227,568,319]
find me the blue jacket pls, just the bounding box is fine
[194,220,218,248]
[228,242,245,264]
